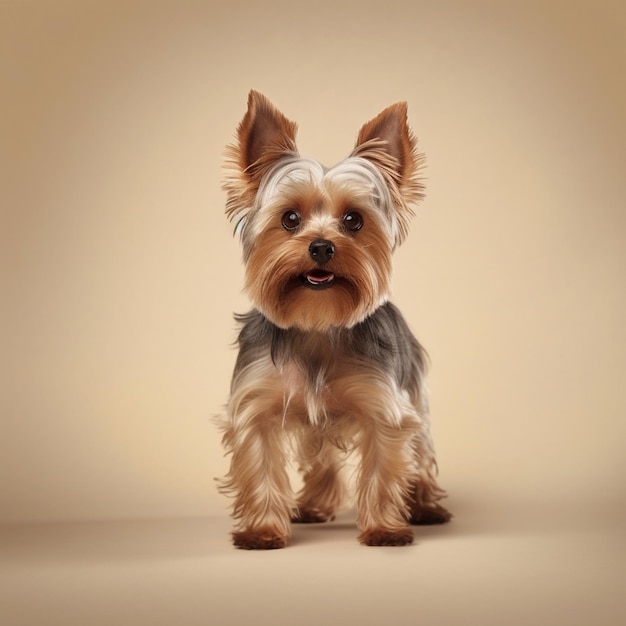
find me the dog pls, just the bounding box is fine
[217,91,451,548]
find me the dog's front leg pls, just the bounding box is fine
[356,417,416,547]
[220,405,294,550]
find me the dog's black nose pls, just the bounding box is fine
[309,239,335,265]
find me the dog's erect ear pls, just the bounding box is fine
[224,91,299,227]
[352,103,425,244]
[235,90,298,174]
[353,102,416,181]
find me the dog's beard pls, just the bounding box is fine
[243,224,393,331]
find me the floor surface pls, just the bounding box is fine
[2,494,624,626]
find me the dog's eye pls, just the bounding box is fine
[343,211,363,232]
[281,211,301,231]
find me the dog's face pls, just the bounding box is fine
[224,91,425,331]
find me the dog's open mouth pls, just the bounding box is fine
[303,269,335,290]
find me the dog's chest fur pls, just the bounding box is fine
[232,302,426,427]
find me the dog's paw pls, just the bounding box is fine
[359,527,414,546]
[291,508,336,524]
[232,529,288,550]
[408,504,452,525]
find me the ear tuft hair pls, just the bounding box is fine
[223,91,299,226]
[352,103,425,243]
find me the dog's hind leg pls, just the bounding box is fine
[292,433,345,523]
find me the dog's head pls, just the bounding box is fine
[224,90,424,331]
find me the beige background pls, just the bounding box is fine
[2,1,625,625]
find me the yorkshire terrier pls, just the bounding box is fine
[218,90,451,549]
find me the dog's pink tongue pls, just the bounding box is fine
[306,271,334,284]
